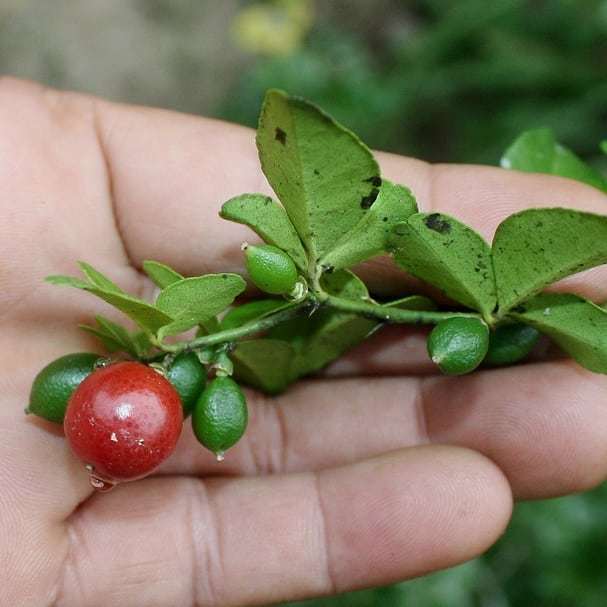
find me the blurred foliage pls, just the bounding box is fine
[222,0,607,167]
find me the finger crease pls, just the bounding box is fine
[312,471,338,596]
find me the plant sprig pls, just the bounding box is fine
[47,90,607,393]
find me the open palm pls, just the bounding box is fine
[3,77,607,607]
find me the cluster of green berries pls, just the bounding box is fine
[27,351,248,490]
[25,243,300,492]
[427,317,539,375]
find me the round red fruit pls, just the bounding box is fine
[64,361,183,485]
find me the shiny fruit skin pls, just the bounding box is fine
[28,352,102,423]
[166,352,206,417]
[244,244,298,295]
[484,322,540,366]
[64,361,183,482]
[192,376,248,456]
[427,317,489,375]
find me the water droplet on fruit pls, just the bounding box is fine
[136,438,145,446]
[94,358,111,369]
[216,451,225,462]
[88,474,116,493]
[110,432,118,443]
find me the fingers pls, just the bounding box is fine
[423,360,607,500]
[160,358,607,501]
[60,446,511,606]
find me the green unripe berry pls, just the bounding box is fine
[192,376,248,459]
[484,322,540,366]
[27,352,103,423]
[166,352,207,417]
[244,244,298,295]
[427,317,489,375]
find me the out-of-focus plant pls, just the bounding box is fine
[221,0,607,168]
[231,0,313,56]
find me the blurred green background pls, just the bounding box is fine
[2,1,606,604]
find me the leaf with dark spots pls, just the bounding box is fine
[364,175,382,187]
[360,188,379,209]
[319,180,418,272]
[424,213,452,234]
[274,127,287,145]
[493,208,607,314]
[389,212,496,319]
[256,89,380,261]
[509,293,607,373]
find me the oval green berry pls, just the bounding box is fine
[192,376,248,458]
[166,352,206,417]
[484,322,540,366]
[427,317,489,375]
[28,352,103,423]
[244,244,298,295]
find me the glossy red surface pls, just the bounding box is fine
[64,362,183,482]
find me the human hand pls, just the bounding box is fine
[2,77,607,607]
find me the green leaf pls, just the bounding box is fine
[492,208,607,314]
[219,194,308,271]
[509,293,607,373]
[77,262,125,293]
[220,299,287,331]
[319,180,418,272]
[143,260,184,289]
[156,274,246,338]
[256,89,380,262]
[232,339,295,395]
[79,325,123,353]
[79,315,153,358]
[267,270,372,378]
[48,274,172,332]
[601,140,607,155]
[46,275,90,289]
[389,213,496,319]
[501,128,607,193]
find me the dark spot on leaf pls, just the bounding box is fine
[364,175,382,187]
[424,213,451,234]
[535,221,544,228]
[512,305,527,313]
[382,216,389,222]
[275,127,287,145]
[221,274,228,279]
[314,169,320,176]
[360,188,380,209]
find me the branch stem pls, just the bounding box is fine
[325,295,480,324]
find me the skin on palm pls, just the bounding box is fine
[2,76,607,606]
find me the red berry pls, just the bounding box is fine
[64,361,183,488]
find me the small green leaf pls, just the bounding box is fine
[501,128,607,193]
[78,262,125,293]
[48,274,172,332]
[156,274,246,338]
[319,180,418,272]
[46,275,90,289]
[220,299,287,331]
[256,89,380,262]
[232,339,295,395]
[389,213,496,319]
[509,293,607,373]
[220,194,308,271]
[600,140,607,155]
[143,260,184,288]
[79,324,123,353]
[493,208,607,314]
